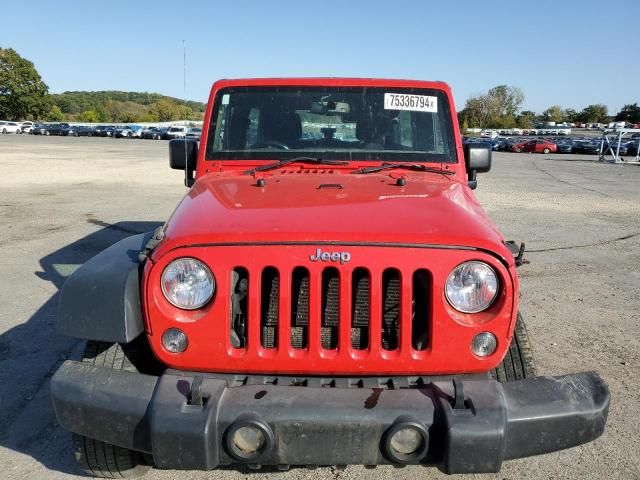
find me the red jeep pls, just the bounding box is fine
[51,78,609,477]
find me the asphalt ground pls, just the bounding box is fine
[1,135,639,479]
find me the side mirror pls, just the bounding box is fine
[463,142,492,189]
[169,138,198,187]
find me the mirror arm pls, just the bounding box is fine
[185,170,195,187]
[467,169,477,190]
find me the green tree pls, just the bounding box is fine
[516,110,537,129]
[578,104,609,123]
[615,103,640,124]
[487,85,524,118]
[564,108,579,123]
[47,104,64,121]
[79,109,100,123]
[150,98,182,122]
[0,47,52,120]
[94,104,109,122]
[458,85,525,129]
[542,105,564,123]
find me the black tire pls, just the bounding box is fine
[2,128,6,134]
[543,148,550,154]
[73,434,150,479]
[491,312,536,382]
[72,340,160,478]
[514,147,521,153]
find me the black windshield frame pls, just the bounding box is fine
[204,86,458,164]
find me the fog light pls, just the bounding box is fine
[162,328,188,353]
[232,426,266,454]
[471,332,497,357]
[389,427,423,455]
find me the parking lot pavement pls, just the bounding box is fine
[0,135,639,479]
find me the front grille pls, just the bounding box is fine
[231,265,430,355]
[321,268,340,350]
[381,269,400,350]
[290,267,309,349]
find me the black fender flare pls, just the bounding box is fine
[57,232,153,343]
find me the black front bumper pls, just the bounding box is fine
[51,362,609,474]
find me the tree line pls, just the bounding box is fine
[50,91,205,123]
[0,47,205,123]
[2,47,638,127]
[458,86,639,129]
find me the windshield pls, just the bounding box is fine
[205,86,457,163]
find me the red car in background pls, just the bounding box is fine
[512,139,557,153]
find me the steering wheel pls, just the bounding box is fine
[253,140,290,150]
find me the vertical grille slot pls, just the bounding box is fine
[412,270,430,351]
[351,268,370,350]
[230,268,248,348]
[260,267,279,349]
[321,268,340,350]
[290,267,309,349]
[381,269,400,351]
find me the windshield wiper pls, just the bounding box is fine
[353,163,455,175]
[245,156,349,174]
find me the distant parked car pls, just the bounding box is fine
[602,141,628,156]
[129,125,144,138]
[44,123,71,136]
[572,140,600,154]
[20,121,34,133]
[1,121,22,134]
[63,125,95,137]
[93,125,109,137]
[96,126,116,137]
[512,139,557,154]
[114,126,133,138]
[186,127,202,140]
[141,126,156,139]
[93,125,117,137]
[555,140,574,153]
[141,127,167,139]
[31,123,49,135]
[625,140,639,156]
[164,125,187,139]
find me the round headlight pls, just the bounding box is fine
[161,257,214,310]
[445,261,498,313]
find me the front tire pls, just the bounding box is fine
[543,148,550,154]
[71,340,160,478]
[73,434,150,479]
[491,312,536,382]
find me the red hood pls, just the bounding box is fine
[158,171,509,260]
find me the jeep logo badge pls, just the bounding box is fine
[310,248,351,265]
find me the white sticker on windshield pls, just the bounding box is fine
[384,93,438,112]
[221,94,230,105]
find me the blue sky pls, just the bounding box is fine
[2,0,638,114]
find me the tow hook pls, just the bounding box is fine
[505,241,529,267]
[452,378,467,410]
[188,376,205,406]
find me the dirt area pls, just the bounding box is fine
[0,135,638,479]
